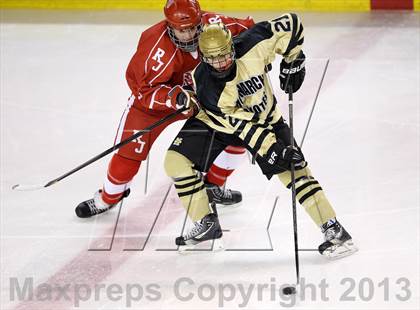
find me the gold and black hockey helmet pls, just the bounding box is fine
[199,22,233,57]
[198,23,235,74]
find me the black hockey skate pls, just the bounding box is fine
[176,202,223,251]
[205,182,242,208]
[318,218,358,259]
[75,189,130,218]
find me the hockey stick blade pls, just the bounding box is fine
[12,183,47,191]
[12,179,58,191]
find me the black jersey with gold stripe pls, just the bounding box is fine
[193,13,304,158]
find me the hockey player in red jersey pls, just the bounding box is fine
[75,0,254,218]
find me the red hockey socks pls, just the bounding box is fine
[205,146,246,186]
[102,154,141,205]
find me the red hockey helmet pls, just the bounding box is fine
[164,0,203,52]
[164,0,201,30]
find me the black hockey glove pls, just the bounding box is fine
[265,143,306,169]
[279,50,306,93]
[282,145,306,167]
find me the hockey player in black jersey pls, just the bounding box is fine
[164,15,357,259]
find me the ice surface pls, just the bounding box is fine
[1,10,419,310]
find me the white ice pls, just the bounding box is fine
[1,10,419,310]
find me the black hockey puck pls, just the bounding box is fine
[282,286,296,295]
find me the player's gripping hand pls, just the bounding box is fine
[282,145,306,167]
[168,85,200,118]
[265,143,306,169]
[279,50,306,93]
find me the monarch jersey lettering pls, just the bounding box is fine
[236,74,267,113]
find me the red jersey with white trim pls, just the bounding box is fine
[126,12,254,115]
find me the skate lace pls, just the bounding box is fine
[325,225,341,241]
[86,199,99,215]
[184,222,205,240]
[215,187,232,199]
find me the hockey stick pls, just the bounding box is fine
[288,86,300,291]
[12,107,188,191]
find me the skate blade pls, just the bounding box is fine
[323,240,358,260]
[215,201,242,209]
[178,238,224,254]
